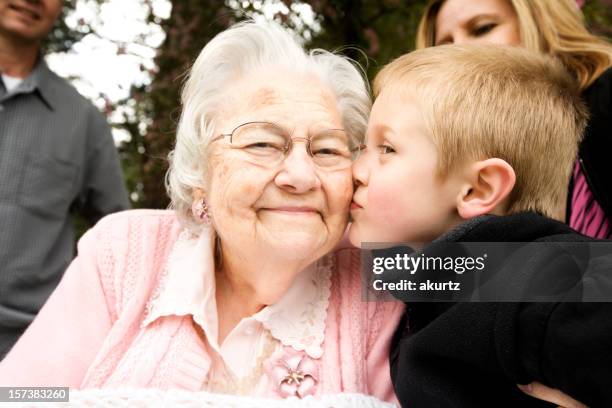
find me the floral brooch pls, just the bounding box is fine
[264,347,319,399]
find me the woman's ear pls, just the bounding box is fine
[193,188,206,202]
[456,158,516,219]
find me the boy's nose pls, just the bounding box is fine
[352,153,369,187]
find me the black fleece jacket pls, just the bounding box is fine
[389,212,612,408]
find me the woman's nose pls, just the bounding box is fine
[274,142,322,193]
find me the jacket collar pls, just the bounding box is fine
[1,57,57,110]
[434,212,579,243]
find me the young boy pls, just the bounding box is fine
[349,45,612,407]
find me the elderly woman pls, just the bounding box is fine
[0,22,403,402]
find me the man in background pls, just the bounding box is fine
[0,0,130,358]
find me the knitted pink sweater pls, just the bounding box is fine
[0,210,404,402]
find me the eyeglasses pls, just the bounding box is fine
[210,121,362,169]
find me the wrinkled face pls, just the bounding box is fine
[205,67,353,264]
[434,0,521,46]
[349,90,462,247]
[0,0,62,42]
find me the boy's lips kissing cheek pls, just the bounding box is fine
[350,200,363,210]
[351,188,366,211]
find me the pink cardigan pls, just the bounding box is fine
[0,210,404,402]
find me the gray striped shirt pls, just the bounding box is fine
[0,58,130,354]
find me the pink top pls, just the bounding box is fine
[0,210,404,402]
[569,160,611,239]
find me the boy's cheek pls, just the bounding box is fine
[367,185,403,226]
[353,208,400,244]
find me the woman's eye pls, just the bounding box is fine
[244,142,283,150]
[377,144,395,154]
[313,148,342,156]
[473,23,495,36]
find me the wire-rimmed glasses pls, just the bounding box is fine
[210,121,362,169]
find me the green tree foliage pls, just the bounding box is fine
[126,1,241,208]
[44,0,84,53]
[304,0,427,80]
[584,0,612,39]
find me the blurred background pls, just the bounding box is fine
[45,0,612,212]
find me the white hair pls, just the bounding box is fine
[166,20,371,232]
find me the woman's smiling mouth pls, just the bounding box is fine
[262,206,319,214]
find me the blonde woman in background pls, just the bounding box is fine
[418,0,612,241]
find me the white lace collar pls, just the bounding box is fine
[142,227,332,359]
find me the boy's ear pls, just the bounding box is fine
[456,158,516,219]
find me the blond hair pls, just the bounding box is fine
[416,0,612,89]
[374,45,588,220]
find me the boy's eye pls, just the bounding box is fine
[473,23,496,36]
[377,144,395,154]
